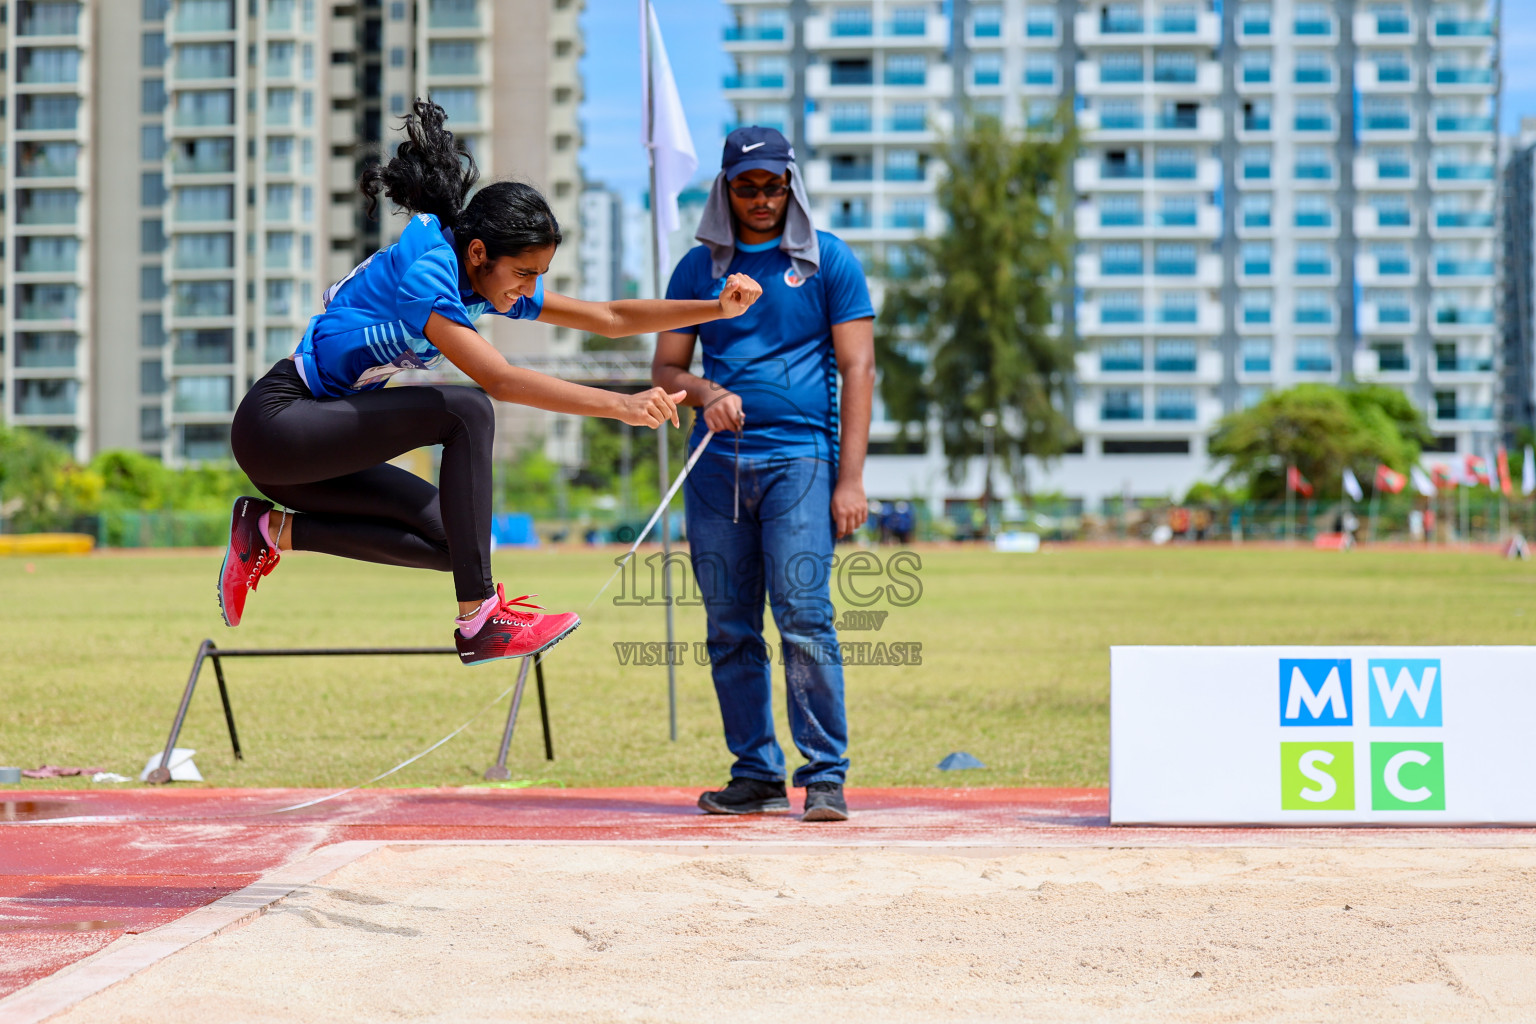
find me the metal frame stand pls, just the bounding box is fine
[146,640,554,785]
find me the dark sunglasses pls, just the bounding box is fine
[729,183,789,199]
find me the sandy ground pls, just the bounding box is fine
[45,843,1536,1024]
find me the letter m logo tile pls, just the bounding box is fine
[1280,658,1352,726]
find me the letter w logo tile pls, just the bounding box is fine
[1368,659,1442,726]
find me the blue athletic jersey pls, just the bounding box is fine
[295,212,544,397]
[665,232,874,462]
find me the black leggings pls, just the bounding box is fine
[230,359,495,603]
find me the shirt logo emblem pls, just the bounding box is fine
[783,267,805,288]
[741,141,767,152]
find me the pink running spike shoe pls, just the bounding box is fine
[455,584,580,666]
[218,496,280,627]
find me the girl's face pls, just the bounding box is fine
[465,240,555,312]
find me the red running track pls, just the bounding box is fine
[3,785,1533,1000]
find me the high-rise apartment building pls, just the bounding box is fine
[1499,118,1536,440]
[1,0,582,466]
[579,185,624,302]
[721,0,1501,509]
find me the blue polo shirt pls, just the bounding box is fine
[295,212,544,397]
[665,232,873,462]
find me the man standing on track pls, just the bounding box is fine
[653,126,876,822]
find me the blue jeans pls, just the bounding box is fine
[684,451,848,786]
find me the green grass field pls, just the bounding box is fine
[2,545,1533,791]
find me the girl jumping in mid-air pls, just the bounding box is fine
[221,99,762,665]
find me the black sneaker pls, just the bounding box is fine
[697,778,790,815]
[802,781,849,822]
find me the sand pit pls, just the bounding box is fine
[41,843,1536,1023]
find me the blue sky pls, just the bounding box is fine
[579,0,732,202]
[579,1,1536,200]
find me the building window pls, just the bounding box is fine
[141,78,167,114]
[142,32,167,69]
[141,124,166,162]
[140,358,167,396]
[141,172,166,207]
[140,406,165,443]
[141,313,166,349]
[140,265,166,301]
[1241,337,1272,373]
[144,216,170,254]
[1295,337,1334,372]
[15,332,78,369]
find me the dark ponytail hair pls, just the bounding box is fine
[360,98,563,260]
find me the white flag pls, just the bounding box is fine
[1410,466,1437,497]
[1525,445,1535,496]
[1342,467,1363,502]
[640,1,698,280]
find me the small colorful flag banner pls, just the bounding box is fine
[1375,465,1407,494]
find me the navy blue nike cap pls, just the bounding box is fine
[721,125,794,179]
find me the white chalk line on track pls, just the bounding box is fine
[0,431,721,829]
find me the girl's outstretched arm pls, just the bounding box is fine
[423,313,685,428]
[535,273,762,338]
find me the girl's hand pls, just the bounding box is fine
[617,387,687,429]
[718,274,763,318]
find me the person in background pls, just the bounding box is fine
[653,126,875,822]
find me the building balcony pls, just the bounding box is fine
[1292,114,1339,137]
[1433,162,1496,186]
[722,72,789,95]
[805,63,951,99]
[1431,408,1496,432]
[1293,16,1337,40]
[806,108,951,146]
[804,161,929,192]
[1431,260,1495,283]
[1432,115,1495,137]
[1078,106,1220,142]
[1359,113,1415,140]
[1075,393,1222,433]
[1429,357,1496,383]
[1355,62,1415,92]
[722,24,790,51]
[1074,349,1222,384]
[1358,303,1418,333]
[1073,10,1220,47]
[1431,66,1495,93]
[1353,11,1416,44]
[1076,60,1221,96]
[1353,349,1415,382]
[1430,210,1496,237]
[1353,156,1416,189]
[1433,307,1495,328]
[1355,207,1417,237]
[1074,202,1221,240]
[803,14,950,50]
[1355,255,1416,286]
[1073,156,1219,192]
[1431,20,1494,44]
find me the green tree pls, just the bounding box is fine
[874,105,1078,494]
[1209,384,1431,500]
[0,425,95,529]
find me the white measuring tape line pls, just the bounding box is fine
[584,428,717,613]
[5,428,724,826]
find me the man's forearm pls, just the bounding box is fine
[838,362,875,481]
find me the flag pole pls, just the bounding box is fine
[644,0,678,742]
[1368,467,1380,544]
[1285,465,1295,544]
